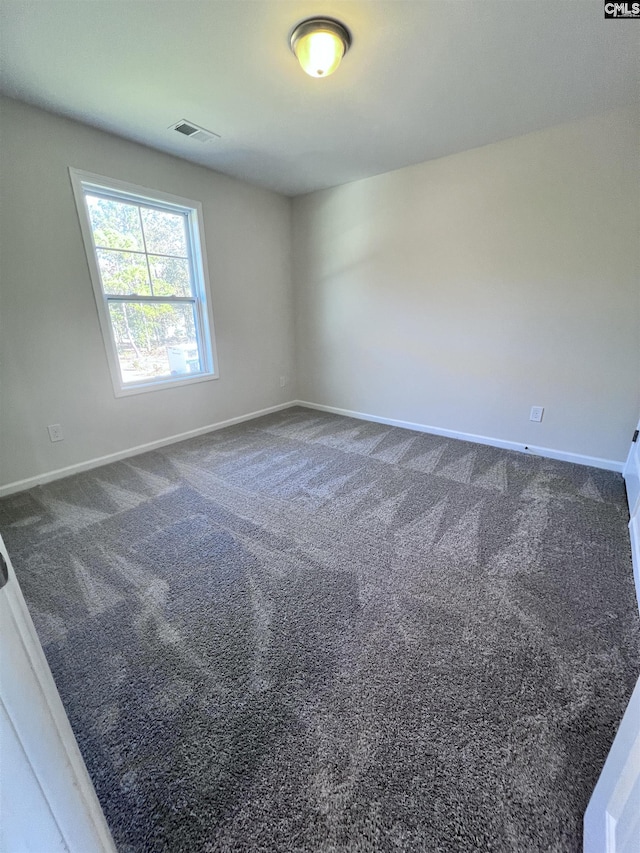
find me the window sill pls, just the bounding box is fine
[113,371,219,398]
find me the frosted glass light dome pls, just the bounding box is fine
[290,18,351,78]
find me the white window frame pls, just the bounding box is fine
[69,168,219,397]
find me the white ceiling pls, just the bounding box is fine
[0,1,638,196]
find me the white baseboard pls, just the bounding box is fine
[0,402,298,498]
[0,398,625,499]
[294,400,625,473]
[2,396,636,611]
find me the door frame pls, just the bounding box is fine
[583,421,640,850]
[0,536,115,852]
[623,420,640,613]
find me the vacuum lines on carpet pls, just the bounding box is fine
[0,407,638,852]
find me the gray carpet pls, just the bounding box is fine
[1,407,639,852]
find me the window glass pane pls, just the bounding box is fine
[97,249,151,296]
[86,195,143,251]
[148,256,192,297]
[140,208,188,257]
[108,302,201,384]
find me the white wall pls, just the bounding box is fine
[293,109,640,465]
[2,101,638,489]
[0,97,295,489]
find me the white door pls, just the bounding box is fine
[0,536,115,853]
[584,678,640,853]
[583,422,640,852]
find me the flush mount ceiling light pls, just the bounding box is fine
[289,17,351,78]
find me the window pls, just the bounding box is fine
[70,169,218,396]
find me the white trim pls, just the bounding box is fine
[629,513,640,615]
[294,400,625,472]
[0,402,296,498]
[110,370,219,398]
[622,421,640,519]
[69,168,212,212]
[622,420,640,615]
[0,397,626,495]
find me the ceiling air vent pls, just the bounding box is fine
[170,120,220,143]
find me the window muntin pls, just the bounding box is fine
[69,169,218,396]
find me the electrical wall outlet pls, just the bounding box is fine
[280,375,288,388]
[529,406,544,423]
[47,423,64,442]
